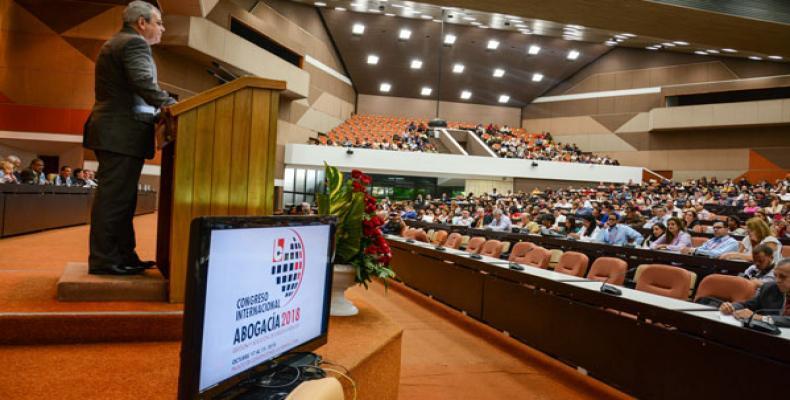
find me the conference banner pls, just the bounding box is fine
[198,225,331,392]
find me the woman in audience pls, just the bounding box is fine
[651,217,692,251]
[0,160,19,184]
[683,210,703,233]
[743,199,760,214]
[641,223,666,248]
[436,208,450,224]
[721,217,782,263]
[568,214,600,242]
[764,196,784,216]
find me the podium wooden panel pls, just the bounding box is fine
[157,77,286,302]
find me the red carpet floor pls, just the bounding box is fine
[0,214,631,400]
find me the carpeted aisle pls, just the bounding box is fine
[0,214,630,400]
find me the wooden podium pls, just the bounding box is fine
[156,77,286,303]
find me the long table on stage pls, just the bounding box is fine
[386,235,789,399]
[0,184,156,237]
[405,220,750,287]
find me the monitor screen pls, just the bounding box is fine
[179,216,336,399]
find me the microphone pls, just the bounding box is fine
[742,308,783,335]
[599,267,638,296]
[469,254,483,260]
[405,238,415,243]
[434,245,446,251]
[508,262,525,271]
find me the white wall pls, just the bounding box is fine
[357,94,522,127]
[285,144,643,184]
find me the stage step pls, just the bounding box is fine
[57,262,167,302]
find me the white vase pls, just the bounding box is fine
[330,264,359,317]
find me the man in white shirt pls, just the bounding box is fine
[487,209,512,232]
[452,210,475,226]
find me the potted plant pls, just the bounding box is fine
[317,164,395,316]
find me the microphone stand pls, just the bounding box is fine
[741,308,783,335]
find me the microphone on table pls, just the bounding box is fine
[599,267,638,296]
[434,245,446,251]
[742,309,783,335]
[469,254,483,260]
[405,239,415,243]
[508,262,525,271]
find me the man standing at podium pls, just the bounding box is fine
[83,1,175,275]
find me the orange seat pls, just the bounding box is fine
[554,251,590,277]
[444,233,463,249]
[523,246,551,269]
[480,240,503,258]
[586,257,628,285]
[635,264,693,300]
[508,242,536,263]
[402,228,416,239]
[432,230,449,246]
[413,230,429,243]
[465,236,486,254]
[691,236,708,248]
[694,274,756,303]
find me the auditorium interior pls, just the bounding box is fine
[1,0,789,399]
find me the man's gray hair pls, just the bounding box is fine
[778,257,790,269]
[123,1,158,25]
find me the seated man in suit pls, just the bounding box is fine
[54,165,74,186]
[21,158,47,185]
[720,258,790,327]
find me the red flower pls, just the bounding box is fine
[352,181,365,192]
[360,174,372,185]
[351,170,363,179]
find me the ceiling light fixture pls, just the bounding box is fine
[661,42,676,47]
[621,33,636,37]
[367,54,379,64]
[335,7,346,11]
[314,2,326,6]
[749,56,763,61]
[487,40,499,50]
[399,29,412,40]
[452,63,465,73]
[385,13,395,17]
[444,34,456,45]
[528,45,541,55]
[460,90,471,100]
[567,50,580,60]
[532,73,543,82]
[721,48,737,53]
[352,23,365,35]
[673,41,689,46]
[694,50,708,55]
[768,55,783,60]
[379,83,391,92]
[410,59,423,69]
[493,68,505,77]
[605,41,617,46]
[498,95,510,103]
[420,15,432,20]
[706,49,720,54]
[421,87,432,96]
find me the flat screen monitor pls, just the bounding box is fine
[178,215,337,399]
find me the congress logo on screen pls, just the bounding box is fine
[271,230,305,305]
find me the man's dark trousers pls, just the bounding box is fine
[89,149,145,270]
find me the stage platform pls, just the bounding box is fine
[0,288,402,400]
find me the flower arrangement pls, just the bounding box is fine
[317,164,395,287]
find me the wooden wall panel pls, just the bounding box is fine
[228,90,252,215]
[246,89,272,215]
[210,95,234,216]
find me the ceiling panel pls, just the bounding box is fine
[321,9,610,106]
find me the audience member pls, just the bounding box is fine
[21,158,47,185]
[720,258,790,327]
[641,223,666,249]
[487,208,512,232]
[738,244,776,290]
[722,218,783,264]
[595,217,643,246]
[650,217,692,252]
[54,165,74,186]
[681,221,739,257]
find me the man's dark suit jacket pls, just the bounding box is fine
[83,26,174,159]
[735,282,790,327]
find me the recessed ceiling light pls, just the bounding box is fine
[528,45,541,55]
[463,16,476,21]
[379,83,391,92]
[487,40,500,50]
[498,95,510,103]
[646,46,659,50]
[673,41,689,46]
[706,49,720,54]
[385,13,395,17]
[391,4,404,8]
[314,2,326,6]
[367,9,381,13]
[621,33,636,37]
[367,54,379,64]
[768,55,783,60]
[470,21,481,25]
[694,51,708,55]
[532,73,543,82]
[566,24,585,30]
[614,34,628,40]
[493,68,505,77]
[749,56,763,61]
[420,87,432,96]
[444,34,456,45]
[605,41,617,46]
[721,48,737,53]
[452,63,465,73]
[479,25,489,29]
[399,29,412,40]
[515,24,527,28]
[420,15,432,20]
[661,42,676,47]
[410,59,423,69]
[567,50,580,60]
[460,90,472,100]
[349,2,362,7]
[335,7,346,11]
[352,23,365,35]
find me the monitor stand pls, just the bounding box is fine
[220,353,323,400]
